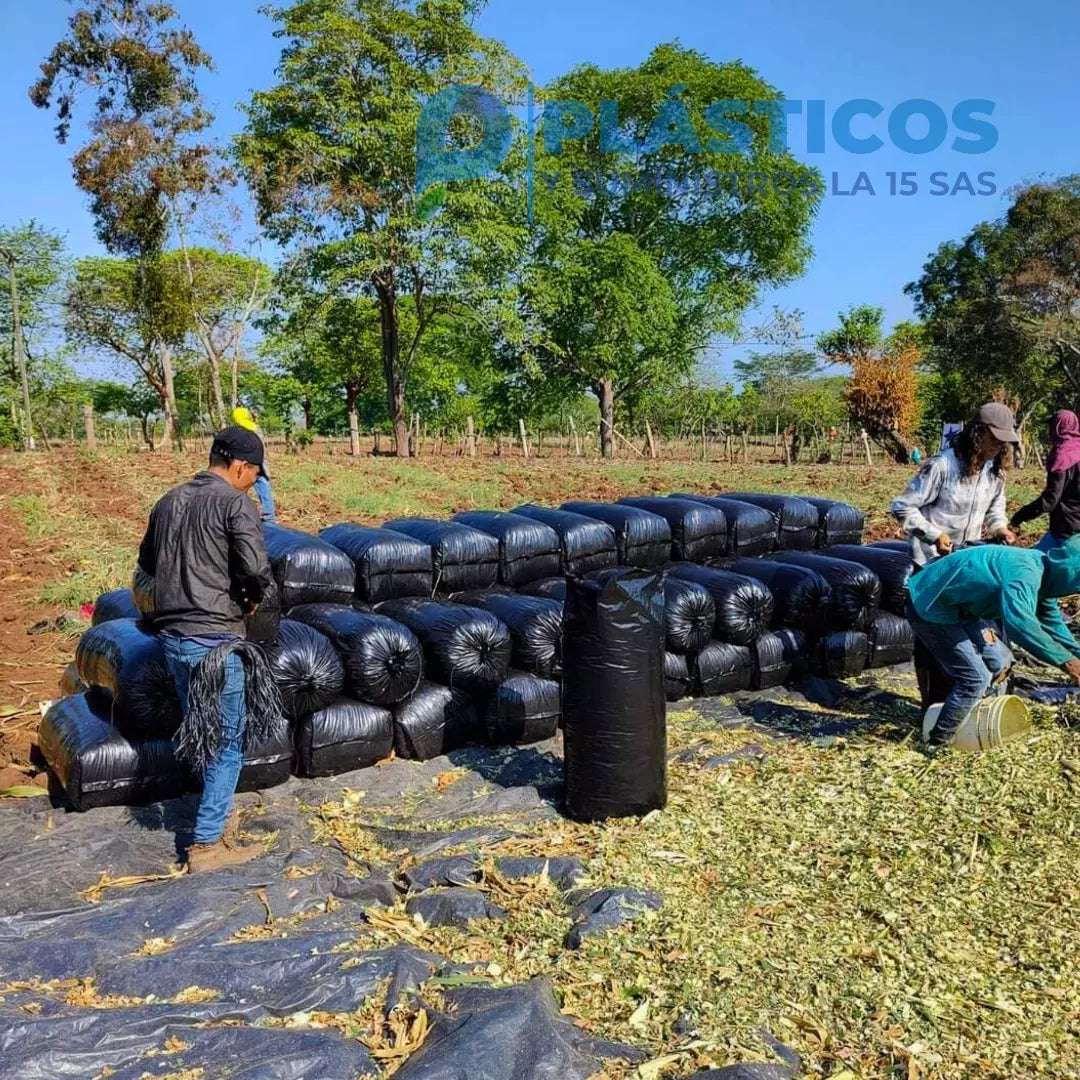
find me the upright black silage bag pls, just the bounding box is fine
[562,570,666,821]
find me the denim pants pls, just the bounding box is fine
[162,636,247,845]
[253,475,277,523]
[906,602,1013,742]
[1036,531,1063,553]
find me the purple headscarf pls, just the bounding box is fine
[1046,410,1080,473]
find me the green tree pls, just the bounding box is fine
[0,222,67,450]
[520,44,821,455]
[907,176,1080,424]
[31,0,226,448]
[236,0,526,457]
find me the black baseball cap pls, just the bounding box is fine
[211,425,267,477]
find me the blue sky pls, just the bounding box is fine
[3,0,1078,380]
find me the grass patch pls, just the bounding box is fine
[317,693,1080,1078]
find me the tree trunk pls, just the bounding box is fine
[302,395,313,431]
[597,378,615,459]
[375,278,409,458]
[231,354,240,412]
[83,403,97,450]
[6,257,35,450]
[140,415,156,452]
[159,343,184,451]
[207,351,227,428]
[346,381,361,457]
[867,425,911,464]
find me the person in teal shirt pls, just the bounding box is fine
[908,538,1080,744]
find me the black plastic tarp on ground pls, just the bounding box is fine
[560,502,672,569]
[383,518,500,595]
[452,511,562,586]
[670,494,777,556]
[512,505,618,576]
[320,522,435,602]
[724,493,819,551]
[666,563,774,645]
[618,496,728,562]
[262,524,357,608]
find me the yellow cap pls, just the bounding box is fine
[231,407,257,432]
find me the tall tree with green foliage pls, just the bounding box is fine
[31,0,226,448]
[0,222,67,450]
[236,0,526,457]
[520,44,821,455]
[907,176,1080,424]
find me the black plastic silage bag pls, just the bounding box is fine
[512,505,618,576]
[664,651,693,702]
[560,502,672,569]
[800,497,865,547]
[826,544,914,616]
[666,563,774,645]
[770,551,882,632]
[518,576,567,602]
[243,577,281,645]
[730,558,832,636]
[235,723,294,793]
[288,603,424,706]
[132,564,155,616]
[320,523,434,602]
[377,598,511,691]
[453,511,562,587]
[725,493,819,550]
[75,618,182,739]
[671,494,777,556]
[393,680,480,761]
[618,496,727,562]
[38,693,188,811]
[867,612,915,668]
[816,631,870,678]
[452,590,562,677]
[871,539,912,554]
[562,570,666,821]
[383,518,499,595]
[261,619,345,720]
[694,642,754,696]
[751,630,808,690]
[262,524,356,608]
[484,672,560,746]
[294,697,394,777]
[589,569,715,655]
[91,588,140,625]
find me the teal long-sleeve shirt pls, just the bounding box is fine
[908,545,1080,667]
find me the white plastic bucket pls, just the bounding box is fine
[923,695,1031,751]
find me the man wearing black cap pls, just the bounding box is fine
[137,426,273,873]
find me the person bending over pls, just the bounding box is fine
[907,540,1080,746]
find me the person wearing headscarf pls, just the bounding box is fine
[1010,410,1080,552]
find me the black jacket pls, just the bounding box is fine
[138,471,272,638]
[1011,463,1080,540]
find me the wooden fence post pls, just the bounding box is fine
[569,415,582,457]
[466,415,476,457]
[519,420,530,458]
[645,420,658,459]
[83,403,97,450]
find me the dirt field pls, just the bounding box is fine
[0,445,1047,786]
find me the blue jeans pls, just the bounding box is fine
[906,603,1014,742]
[253,475,277,523]
[162,636,247,845]
[1036,531,1062,553]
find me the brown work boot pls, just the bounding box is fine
[222,807,243,845]
[187,837,264,874]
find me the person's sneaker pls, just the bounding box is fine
[187,837,263,874]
